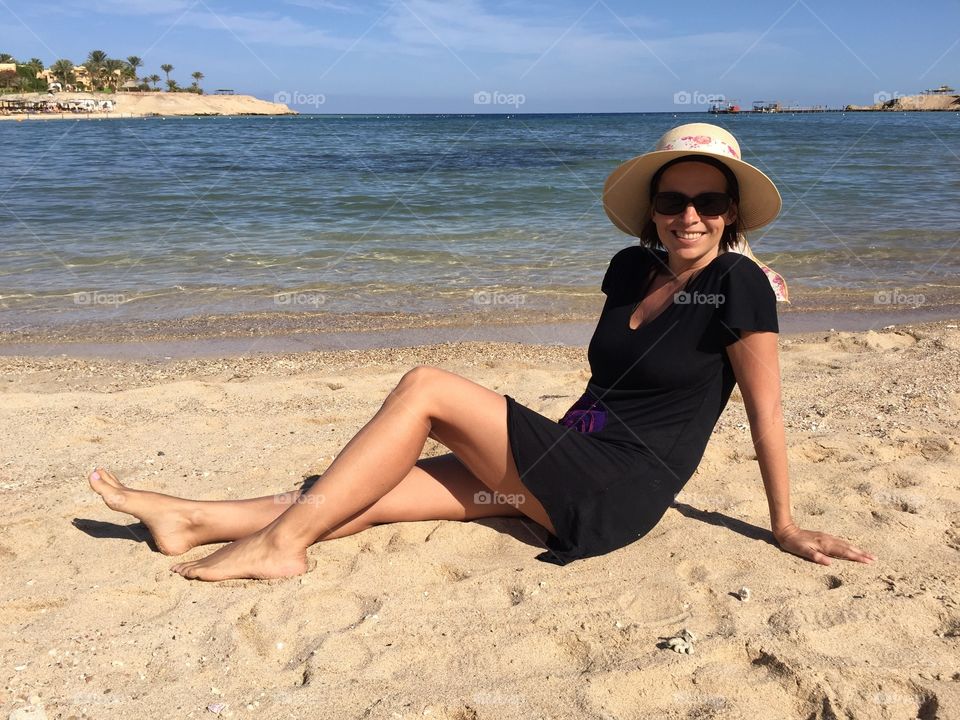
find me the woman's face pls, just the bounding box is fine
[651,161,738,266]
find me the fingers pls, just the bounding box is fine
[779,528,878,566]
[824,537,876,564]
[808,548,832,566]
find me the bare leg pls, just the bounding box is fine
[89,451,526,555]
[90,469,314,555]
[167,366,553,581]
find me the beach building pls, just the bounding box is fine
[922,84,956,94]
[36,65,93,91]
[752,100,782,113]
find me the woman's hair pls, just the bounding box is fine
[638,155,743,252]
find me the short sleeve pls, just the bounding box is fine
[601,245,648,298]
[714,253,779,346]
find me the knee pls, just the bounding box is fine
[393,365,449,427]
[397,364,445,389]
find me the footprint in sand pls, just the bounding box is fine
[436,564,472,583]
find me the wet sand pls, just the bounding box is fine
[2,296,959,360]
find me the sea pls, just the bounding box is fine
[1,111,959,332]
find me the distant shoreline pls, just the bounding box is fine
[2,100,959,123]
[0,91,296,121]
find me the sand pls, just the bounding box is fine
[1,321,959,719]
[0,92,295,121]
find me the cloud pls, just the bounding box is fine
[31,0,786,79]
[59,0,192,15]
[176,9,359,49]
[379,0,777,78]
[281,0,367,13]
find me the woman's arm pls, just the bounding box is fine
[725,330,877,565]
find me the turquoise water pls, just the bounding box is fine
[1,112,958,327]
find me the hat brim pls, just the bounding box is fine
[602,150,782,236]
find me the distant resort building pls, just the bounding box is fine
[34,64,94,91]
[922,84,955,94]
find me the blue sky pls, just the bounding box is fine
[1,0,958,112]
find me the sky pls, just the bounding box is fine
[1,0,958,113]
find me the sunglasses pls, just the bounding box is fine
[652,191,732,216]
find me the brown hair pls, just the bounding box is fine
[638,155,743,252]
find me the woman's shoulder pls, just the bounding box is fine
[606,244,664,275]
[708,250,773,287]
[601,244,662,296]
[609,243,657,263]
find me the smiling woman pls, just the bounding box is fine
[88,122,876,581]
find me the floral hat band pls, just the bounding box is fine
[661,133,742,159]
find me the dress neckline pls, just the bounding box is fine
[626,249,721,332]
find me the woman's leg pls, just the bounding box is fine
[88,451,528,555]
[167,365,554,581]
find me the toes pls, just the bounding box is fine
[171,561,202,579]
[95,467,122,487]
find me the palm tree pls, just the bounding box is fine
[22,58,44,91]
[86,50,108,89]
[50,59,75,87]
[165,78,180,92]
[160,64,173,85]
[0,53,15,63]
[148,73,161,91]
[190,71,204,93]
[104,58,125,91]
[127,55,142,78]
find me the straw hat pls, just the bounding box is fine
[602,122,782,237]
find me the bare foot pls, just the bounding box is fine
[170,526,308,581]
[88,467,203,556]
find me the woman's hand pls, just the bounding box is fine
[773,523,877,566]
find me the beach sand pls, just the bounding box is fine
[1,321,958,719]
[0,92,295,121]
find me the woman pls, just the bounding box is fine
[89,123,876,581]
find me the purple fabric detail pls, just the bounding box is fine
[558,392,608,433]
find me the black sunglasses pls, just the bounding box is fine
[652,191,732,216]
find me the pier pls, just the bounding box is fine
[709,100,843,114]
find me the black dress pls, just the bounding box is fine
[504,244,779,565]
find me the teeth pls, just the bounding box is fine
[674,232,704,240]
